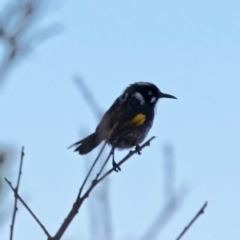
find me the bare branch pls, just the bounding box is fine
[4,178,51,239]
[77,141,107,199]
[74,76,113,240]
[5,146,51,238]
[95,147,112,180]
[53,136,156,240]
[97,136,156,182]
[175,201,208,240]
[5,177,52,239]
[9,146,24,240]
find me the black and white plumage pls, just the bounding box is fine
[69,82,176,156]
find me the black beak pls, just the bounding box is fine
[159,91,177,99]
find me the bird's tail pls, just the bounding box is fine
[68,132,103,154]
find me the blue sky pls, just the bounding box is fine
[1,1,240,239]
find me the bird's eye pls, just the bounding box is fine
[148,91,153,95]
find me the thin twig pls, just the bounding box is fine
[74,76,113,240]
[97,136,156,183]
[96,147,113,180]
[175,201,208,240]
[53,136,156,240]
[77,141,107,199]
[9,146,24,240]
[5,178,52,239]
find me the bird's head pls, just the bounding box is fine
[127,82,177,106]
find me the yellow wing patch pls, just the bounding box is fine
[106,114,146,139]
[126,113,146,127]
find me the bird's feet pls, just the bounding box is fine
[135,144,142,155]
[112,159,121,172]
[111,147,121,172]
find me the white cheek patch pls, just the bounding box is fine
[134,92,145,105]
[151,97,156,103]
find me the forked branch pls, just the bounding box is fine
[8,146,24,240]
[53,136,156,240]
[5,137,155,240]
[5,147,51,239]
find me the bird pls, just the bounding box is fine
[68,82,176,171]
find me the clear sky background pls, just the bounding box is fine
[1,0,240,240]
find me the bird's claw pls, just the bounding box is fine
[135,145,142,155]
[112,160,121,172]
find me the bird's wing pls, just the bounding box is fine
[95,96,122,137]
[95,93,151,137]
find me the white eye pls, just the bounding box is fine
[148,91,153,95]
